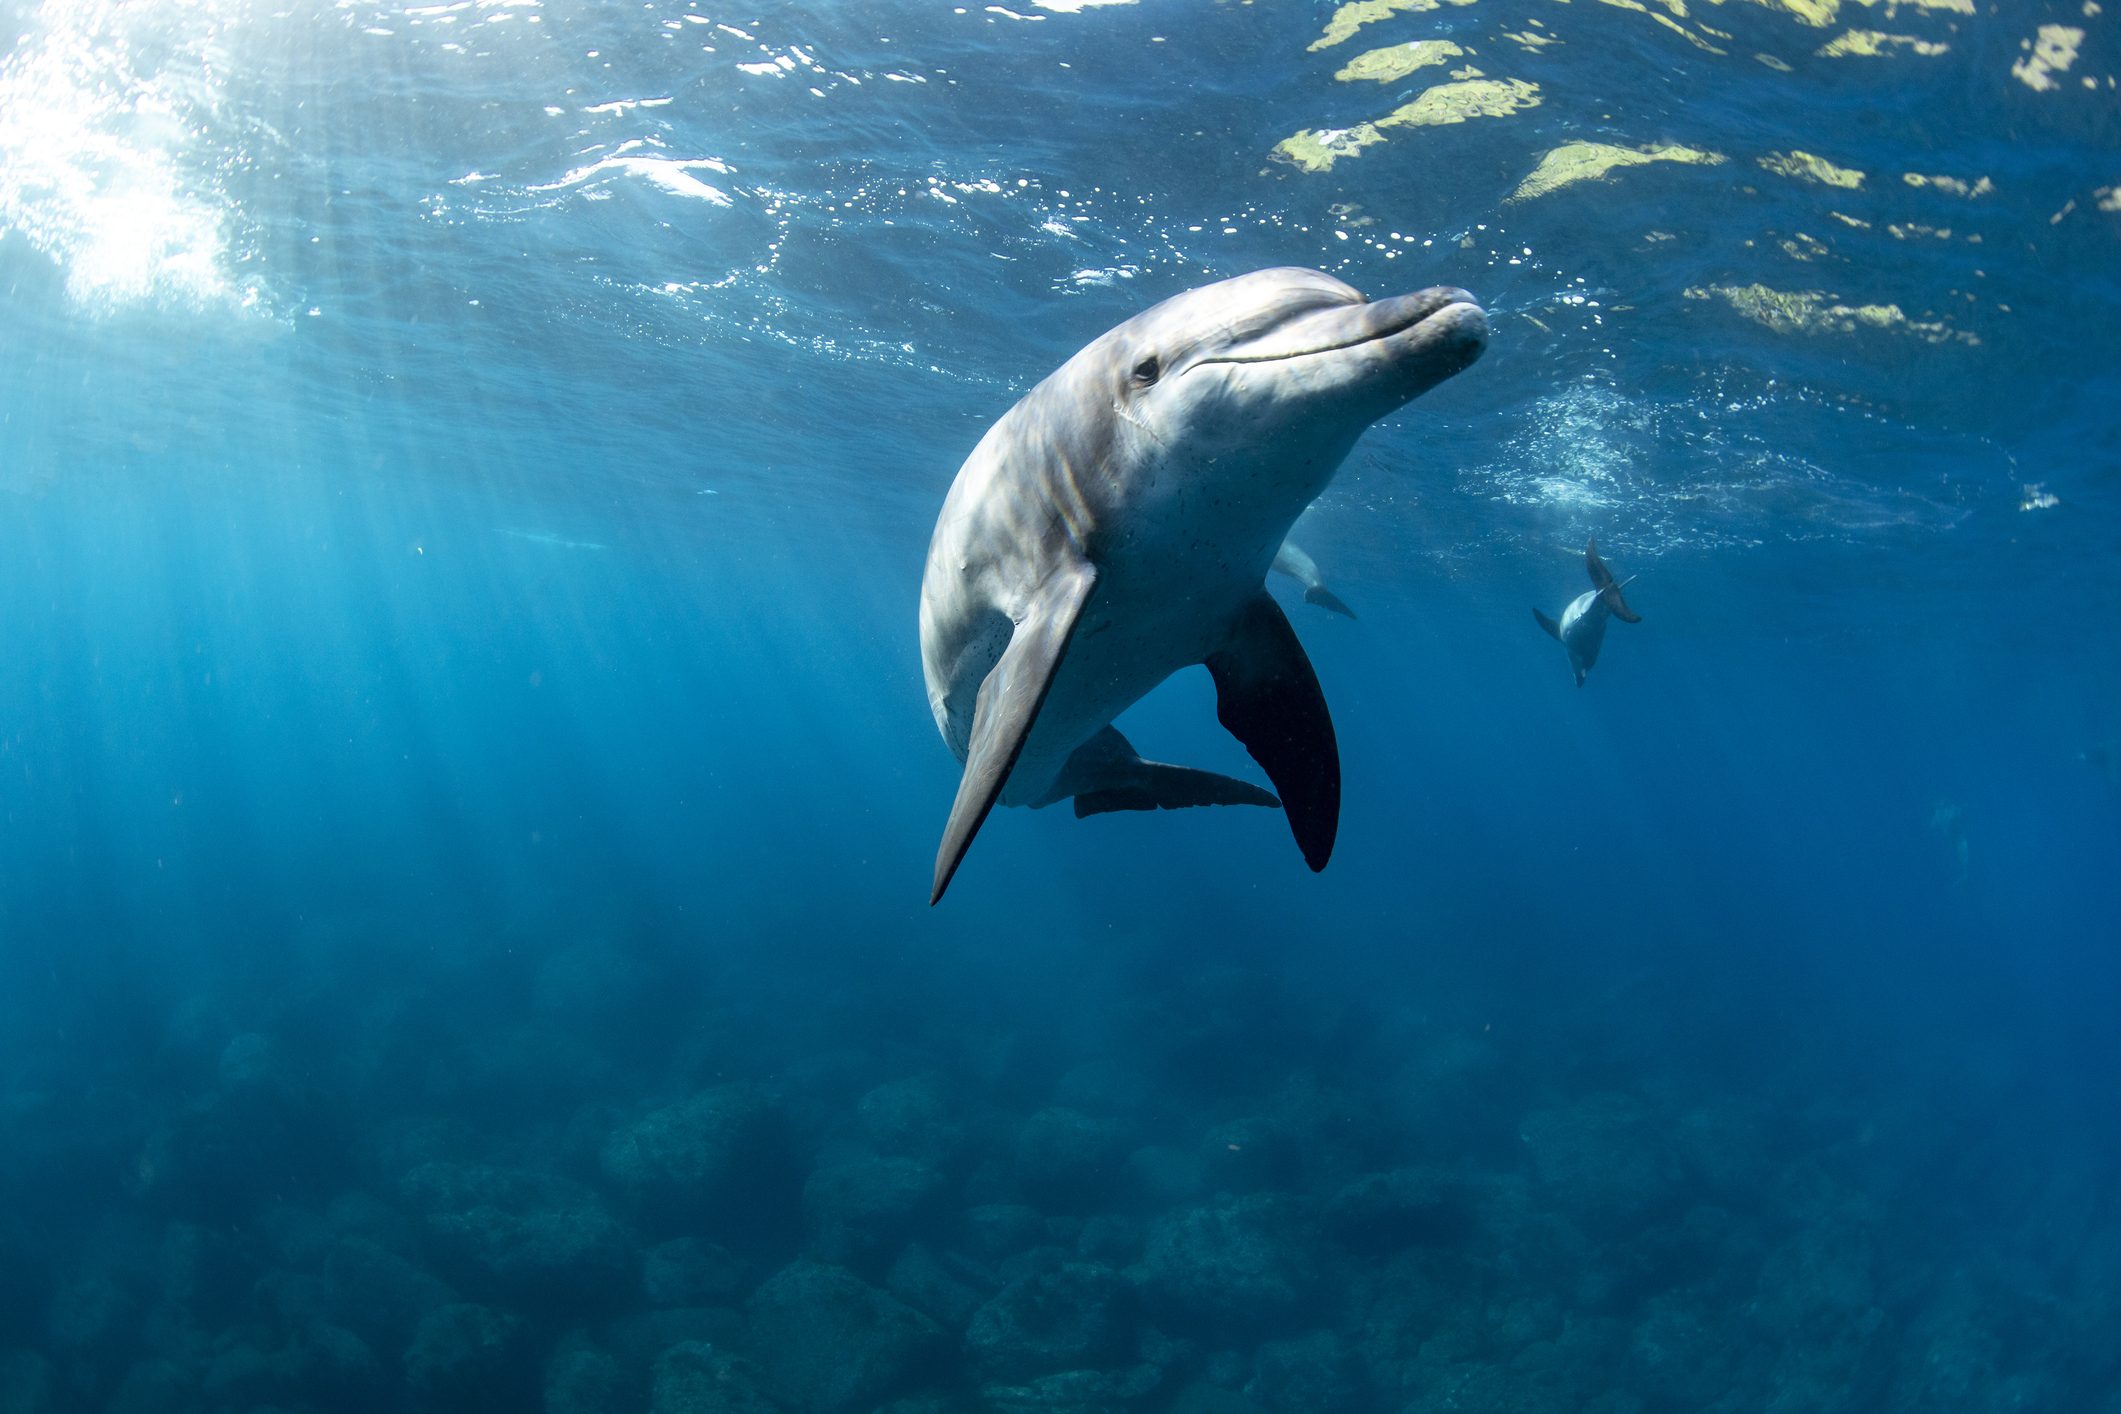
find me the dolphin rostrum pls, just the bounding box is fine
[1272,538,1357,619]
[920,267,1488,902]
[1534,537,1641,686]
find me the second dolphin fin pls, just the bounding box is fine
[1304,586,1358,619]
[1585,537,1640,623]
[931,561,1100,905]
[1205,590,1340,872]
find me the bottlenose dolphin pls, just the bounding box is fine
[1533,537,1640,686]
[1271,538,1357,619]
[920,267,1488,902]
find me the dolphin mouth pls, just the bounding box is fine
[1191,285,1486,369]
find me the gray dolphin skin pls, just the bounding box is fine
[1272,538,1357,619]
[920,267,1488,903]
[1534,537,1641,687]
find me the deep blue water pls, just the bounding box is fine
[2,0,2119,1410]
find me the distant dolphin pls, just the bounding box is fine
[1272,538,1357,619]
[1533,538,1640,686]
[920,267,1488,902]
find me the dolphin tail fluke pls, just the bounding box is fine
[1205,591,1340,872]
[1533,606,1563,642]
[931,561,1100,905]
[1040,726,1281,817]
[1304,586,1358,619]
[1585,538,1640,624]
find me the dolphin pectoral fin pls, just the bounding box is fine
[1533,607,1563,641]
[1304,586,1358,620]
[931,562,1100,905]
[1205,591,1340,873]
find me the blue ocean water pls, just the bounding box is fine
[2,0,2119,1409]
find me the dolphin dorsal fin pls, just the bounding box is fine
[931,560,1100,904]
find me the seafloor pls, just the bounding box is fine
[0,918,2109,1414]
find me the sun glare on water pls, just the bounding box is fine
[0,0,260,313]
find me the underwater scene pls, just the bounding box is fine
[2,0,2119,1410]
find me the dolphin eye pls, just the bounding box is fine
[1132,355,1160,386]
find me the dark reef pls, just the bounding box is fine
[0,915,2113,1414]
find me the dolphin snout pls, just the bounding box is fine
[1369,284,1479,330]
[1200,284,1487,369]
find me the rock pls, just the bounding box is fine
[207,1325,380,1410]
[966,1263,1131,1381]
[46,1276,135,1364]
[1016,1110,1137,1212]
[323,1236,459,1347]
[858,1077,964,1169]
[203,1340,300,1409]
[1627,1294,1736,1409]
[746,1262,946,1414]
[1356,1248,1496,1401]
[326,1190,420,1252]
[1400,1363,1570,1414]
[1746,1219,1889,1410]
[604,1308,746,1379]
[601,1085,792,1242]
[963,1158,1026,1208]
[254,1270,335,1332]
[544,1339,623,1414]
[399,1163,635,1305]
[137,1035,332,1221]
[1140,1195,1317,1336]
[980,1364,1162,1414]
[1197,1120,1302,1196]
[1075,1216,1144,1268]
[1135,1325,1195,1370]
[1321,1170,1466,1253]
[403,1303,529,1410]
[645,1238,751,1307]
[1244,1331,1364,1414]
[803,1156,948,1269]
[156,1222,246,1323]
[651,1342,780,1414]
[1122,1148,1201,1209]
[965,1205,1048,1263]
[1519,1095,1684,1234]
[887,1243,987,1329]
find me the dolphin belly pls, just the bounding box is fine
[995,577,1257,806]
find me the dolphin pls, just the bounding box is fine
[1271,538,1357,619]
[920,267,1487,902]
[1533,537,1640,686]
